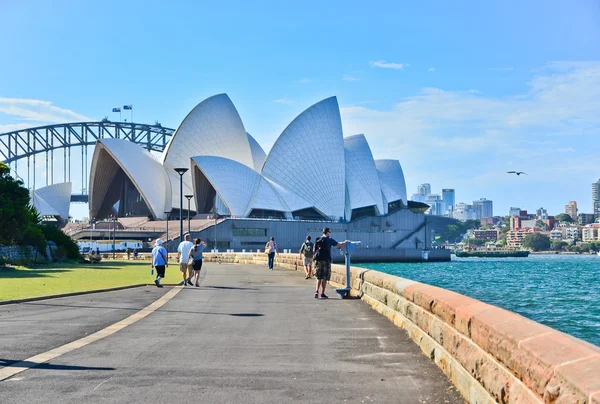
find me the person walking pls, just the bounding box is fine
[313,227,348,299]
[126,247,131,260]
[177,234,194,286]
[189,238,207,287]
[299,235,314,279]
[133,248,138,260]
[151,239,168,288]
[265,237,279,270]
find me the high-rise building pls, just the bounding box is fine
[536,207,548,221]
[578,213,595,226]
[425,194,444,216]
[509,207,521,217]
[452,202,478,221]
[565,201,578,220]
[417,183,431,197]
[411,193,426,203]
[593,179,600,218]
[441,189,455,214]
[473,198,493,219]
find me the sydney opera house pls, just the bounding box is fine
[88,94,447,261]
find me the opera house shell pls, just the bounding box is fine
[88,94,407,222]
[30,182,72,223]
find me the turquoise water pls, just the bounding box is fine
[359,254,600,347]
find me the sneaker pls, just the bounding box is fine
[187,280,193,286]
[314,292,319,298]
[195,283,200,287]
[157,284,164,288]
[154,279,160,287]
[320,294,329,299]
[305,275,310,279]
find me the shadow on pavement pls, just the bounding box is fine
[0,359,114,371]
[195,285,258,291]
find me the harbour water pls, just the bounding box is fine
[360,254,600,347]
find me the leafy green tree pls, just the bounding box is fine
[550,240,568,252]
[466,238,486,247]
[41,225,81,260]
[555,213,573,223]
[522,233,551,251]
[0,162,43,246]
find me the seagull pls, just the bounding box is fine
[507,171,528,176]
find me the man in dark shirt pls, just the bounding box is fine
[313,227,348,299]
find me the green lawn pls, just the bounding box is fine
[0,260,184,301]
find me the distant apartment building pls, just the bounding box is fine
[509,207,521,217]
[593,179,600,217]
[582,226,600,243]
[453,202,478,221]
[425,194,445,216]
[480,216,501,226]
[506,228,535,249]
[441,189,455,214]
[417,183,431,197]
[473,229,499,241]
[549,229,563,241]
[565,201,578,221]
[578,213,595,226]
[562,226,581,241]
[473,198,493,219]
[536,207,548,221]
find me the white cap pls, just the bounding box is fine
[155,239,163,246]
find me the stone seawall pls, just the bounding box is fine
[195,252,600,404]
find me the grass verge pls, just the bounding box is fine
[0,260,184,301]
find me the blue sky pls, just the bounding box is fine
[1,0,599,219]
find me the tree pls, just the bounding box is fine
[550,240,568,252]
[466,238,486,247]
[0,162,42,246]
[522,233,551,252]
[41,225,81,260]
[535,220,547,231]
[555,213,573,223]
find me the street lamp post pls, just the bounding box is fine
[174,168,189,243]
[112,215,117,259]
[184,194,193,234]
[164,211,170,252]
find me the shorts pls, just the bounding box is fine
[155,265,166,278]
[315,261,331,281]
[303,256,313,266]
[180,263,192,273]
[192,259,203,272]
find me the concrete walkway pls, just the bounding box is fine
[0,263,463,403]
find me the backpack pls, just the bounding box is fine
[302,241,314,258]
[313,237,326,261]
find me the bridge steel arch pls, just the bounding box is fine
[0,121,175,195]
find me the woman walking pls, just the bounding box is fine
[189,238,207,287]
[265,237,279,270]
[151,239,168,288]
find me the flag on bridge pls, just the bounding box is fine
[112,108,121,112]
[123,105,132,110]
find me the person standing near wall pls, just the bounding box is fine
[299,235,314,279]
[265,237,279,270]
[177,234,194,286]
[151,239,168,288]
[313,227,348,299]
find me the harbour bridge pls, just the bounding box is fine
[0,121,175,202]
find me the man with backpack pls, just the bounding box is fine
[151,239,168,288]
[299,235,314,279]
[313,227,349,299]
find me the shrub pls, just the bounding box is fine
[41,225,81,260]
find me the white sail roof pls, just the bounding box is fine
[89,139,172,220]
[31,182,72,219]
[375,159,408,206]
[261,97,346,219]
[247,132,267,172]
[344,134,385,214]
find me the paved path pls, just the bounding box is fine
[0,263,463,403]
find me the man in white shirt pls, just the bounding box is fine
[177,234,194,286]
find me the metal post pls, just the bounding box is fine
[112,216,116,260]
[185,195,193,234]
[174,168,188,242]
[335,241,361,299]
[164,211,170,252]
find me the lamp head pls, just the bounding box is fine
[184,194,194,200]
[174,167,188,175]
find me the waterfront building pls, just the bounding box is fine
[480,216,501,226]
[473,229,498,241]
[442,189,455,215]
[565,201,578,221]
[506,228,535,249]
[473,198,493,219]
[549,229,563,241]
[582,226,600,243]
[562,226,581,241]
[578,213,595,226]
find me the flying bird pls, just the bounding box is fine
[507,171,528,176]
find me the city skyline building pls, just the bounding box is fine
[473,198,493,219]
[442,189,455,214]
[565,201,578,221]
[417,183,431,197]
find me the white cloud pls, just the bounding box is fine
[0,98,91,124]
[428,67,436,73]
[0,122,35,133]
[298,79,311,83]
[369,60,407,70]
[273,97,294,104]
[343,74,361,82]
[340,62,600,213]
